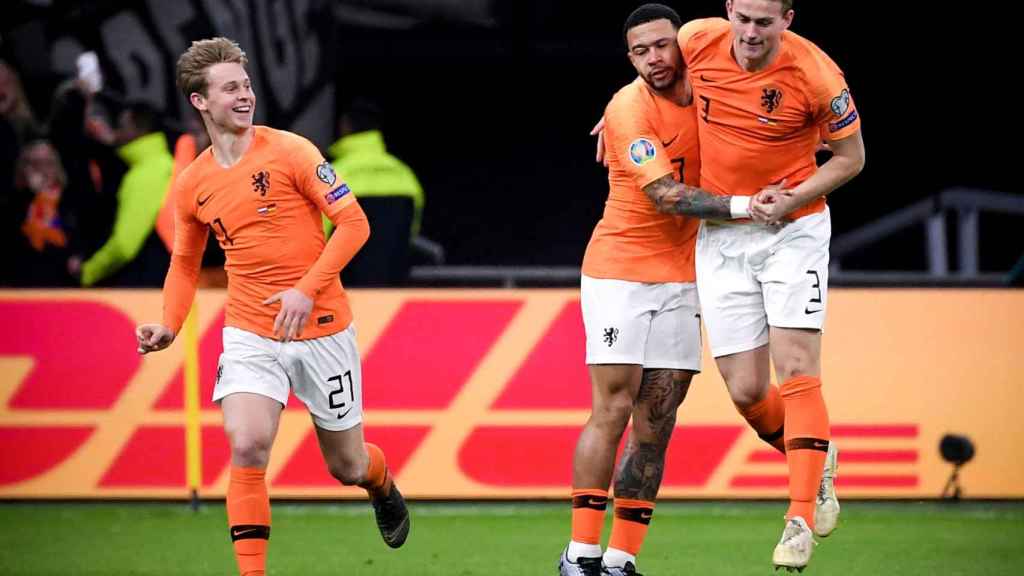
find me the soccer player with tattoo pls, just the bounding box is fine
[560,6,761,575]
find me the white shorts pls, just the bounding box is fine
[213,325,364,431]
[696,207,831,358]
[580,274,702,371]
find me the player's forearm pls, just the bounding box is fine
[295,202,370,299]
[789,130,865,208]
[162,201,211,332]
[161,252,202,335]
[789,152,865,209]
[643,175,735,219]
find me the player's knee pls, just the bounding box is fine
[727,376,767,409]
[230,434,273,468]
[327,459,366,486]
[324,446,370,486]
[775,355,819,382]
[630,412,677,445]
[592,393,634,434]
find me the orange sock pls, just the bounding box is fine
[608,498,654,557]
[358,443,390,497]
[736,384,786,453]
[227,467,271,576]
[571,489,608,545]
[780,376,830,530]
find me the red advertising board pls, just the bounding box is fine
[2,289,1021,499]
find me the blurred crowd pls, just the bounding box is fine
[1,53,190,288]
[1,54,427,289]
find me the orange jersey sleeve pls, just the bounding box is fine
[283,134,369,299]
[161,175,208,334]
[604,81,675,190]
[803,47,861,142]
[581,78,700,283]
[155,134,199,252]
[679,19,861,220]
[172,126,357,340]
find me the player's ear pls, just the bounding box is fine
[189,92,206,112]
[781,8,794,30]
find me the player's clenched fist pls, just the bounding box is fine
[136,323,175,354]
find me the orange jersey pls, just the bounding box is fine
[163,126,368,340]
[582,77,701,283]
[678,18,861,219]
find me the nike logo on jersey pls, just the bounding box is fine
[804,307,822,315]
[197,194,213,206]
[700,74,716,83]
[661,134,679,148]
[336,407,353,420]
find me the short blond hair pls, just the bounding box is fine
[175,37,248,97]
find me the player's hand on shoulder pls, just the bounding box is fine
[264,288,314,343]
[590,116,608,166]
[136,324,175,354]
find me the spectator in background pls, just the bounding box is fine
[1,59,43,285]
[0,59,39,145]
[155,114,211,251]
[153,113,229,288]
[46,55,122,271]
[11,140,73,286]
[70,101,173,286]
[327,99,424,286]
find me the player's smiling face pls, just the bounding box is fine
[727,0,793,66]
[191,62,255,133]
[626,19,683,92]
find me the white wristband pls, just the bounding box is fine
[730,196,751,219]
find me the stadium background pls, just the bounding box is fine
[2,1,1021,575]
[2,0,1016,271]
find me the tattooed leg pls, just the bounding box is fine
[613,368,693,501]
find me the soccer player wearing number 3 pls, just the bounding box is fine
[678,0,865,571]
[134,38,409,576]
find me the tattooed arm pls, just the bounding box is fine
[643,174,755,220]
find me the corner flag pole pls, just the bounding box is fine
[183,302,202,511]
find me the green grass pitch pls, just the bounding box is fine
[1,501,1021,575]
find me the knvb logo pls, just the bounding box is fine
[760,87,783,114]
[603,327,619,347]
[251,170,270,196]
